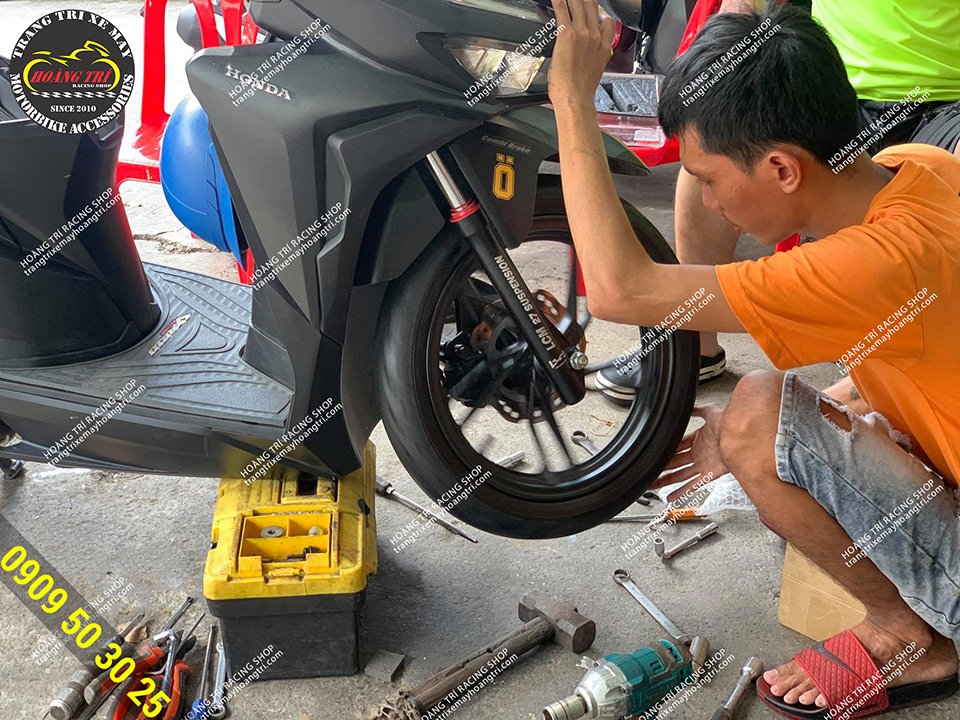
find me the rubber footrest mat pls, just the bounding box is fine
[0,264,291,426]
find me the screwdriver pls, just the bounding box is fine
[375,476,478,543]
[158,597,194,637]
[44,612,145,720]
[189,624,217,720]
[607,508,706,524]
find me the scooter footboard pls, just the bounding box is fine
[0,56,159,368]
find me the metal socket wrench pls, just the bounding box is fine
[655,522,719,560]
[709,657,763,720]
[47,668,93,720]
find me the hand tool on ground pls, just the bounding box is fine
[542,571,710,720]
[495,450,525,469]
[607,508,706,524]
[73,684,118,720]
[85,638,169,705]
[86,606,191,706]
[613,569,690,643]
[654,521,720,560]
[157,597,194,638]
[109,624,200,720]
[190,624,217,720]
[108,661,169,720]
[375,476,478,543]
[178,613,205,646]
[387,590,595,719]
[709,657,763,720]
[207,638,228,720]
[0,456,24,479]
[163,660,192,720]
[636,491,660,507]
[79,615,149,704]
[160,631,181,698]
[570,430,601,456]
[47,612,146,720]
[159,636,197,720]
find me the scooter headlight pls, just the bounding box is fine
[448,42,548,96]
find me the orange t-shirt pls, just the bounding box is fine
[716,144,960,487]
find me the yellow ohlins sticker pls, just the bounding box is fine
[493,154,515,201]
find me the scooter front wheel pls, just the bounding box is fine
[376,175,698,539]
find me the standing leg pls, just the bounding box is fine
[674,168,740,363]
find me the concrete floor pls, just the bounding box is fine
[1,2,958,719]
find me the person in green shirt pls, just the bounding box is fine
[588,0,960,403]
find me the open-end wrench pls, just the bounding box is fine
[207,639,228,719]
[709,657,763,720]
[613,569,690,643]
[570,431,600,457]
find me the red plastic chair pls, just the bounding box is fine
[117,0,260,281]
[116,0,259,185]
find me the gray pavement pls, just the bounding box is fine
[1,3,958,719]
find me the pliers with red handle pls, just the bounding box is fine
[110,627,198,720]
[107,643,169,720]
[109,660,191,720]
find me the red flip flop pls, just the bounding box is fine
[756,630,959,719]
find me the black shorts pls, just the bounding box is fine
[858,99,960,155]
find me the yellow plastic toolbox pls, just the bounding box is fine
[204,441,377,678]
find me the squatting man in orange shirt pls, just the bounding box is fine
[548,0,960,717]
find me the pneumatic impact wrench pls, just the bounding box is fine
[542,571,710,720]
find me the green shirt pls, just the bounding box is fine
[812,0,960,102]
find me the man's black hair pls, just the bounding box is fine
[658,3,860,171]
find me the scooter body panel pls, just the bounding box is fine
[0,77,160,367]
[0,20,649,480]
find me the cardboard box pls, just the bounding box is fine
[779,543,867,641]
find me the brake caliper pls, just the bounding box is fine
[441,289,585,423]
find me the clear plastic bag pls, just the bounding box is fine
[655,472,756,514]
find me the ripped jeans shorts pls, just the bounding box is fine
[774,371,960,639]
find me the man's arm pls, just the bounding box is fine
[718,0,765,13]
[548,0,745,332]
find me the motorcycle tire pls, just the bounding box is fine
[376,174,698,539]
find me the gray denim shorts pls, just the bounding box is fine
[774,371,960,639]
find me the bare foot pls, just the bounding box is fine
[762,618,959,707]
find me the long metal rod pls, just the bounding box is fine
[376,476,478,543]
[425,151,468,208]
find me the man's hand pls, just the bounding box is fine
[652,404,729,503]
[548,0,617,111]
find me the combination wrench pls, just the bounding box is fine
[570,430,601,456]
[613,569,690,643]
[207,639,229,719]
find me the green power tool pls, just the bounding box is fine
[542,570,710,720]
